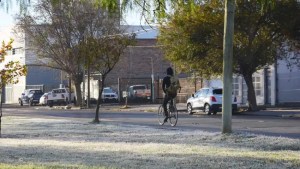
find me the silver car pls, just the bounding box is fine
[101,87,118,102]
[39,92,50,106]
[186,87,237,115]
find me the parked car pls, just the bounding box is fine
[19,89,44,106]
[127,85,151,100]
[101,87,118,102]
[39,92,50,106]
[186,87,237,115]
[47,88,75,107]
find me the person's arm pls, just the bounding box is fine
[178,79,181,93]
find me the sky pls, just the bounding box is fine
[0,1,144,27]
[0,2,156,40]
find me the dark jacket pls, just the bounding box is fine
[162,75,171,94]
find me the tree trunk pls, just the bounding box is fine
[93,76,105,123]
[243,73,259,111]
[222,0,235,134]
[74,80,82,107]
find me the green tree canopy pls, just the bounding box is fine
[158,1,224,79]
[158,0,300,111]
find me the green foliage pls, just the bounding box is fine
[159,0,300,78]
[158,0,299,110]
[271,0,300,47]
[93,0,119,12]
[158,0,224,78]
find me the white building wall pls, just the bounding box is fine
[82,78,100,100]
[276,58,300,103]
[0,26,26,103]
[202,77,223,88]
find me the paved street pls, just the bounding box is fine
[1,103,300,139]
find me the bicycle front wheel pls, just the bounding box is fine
[169,106,178,126]
[157,105,165,125]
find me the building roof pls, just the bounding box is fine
[122,25,158,39]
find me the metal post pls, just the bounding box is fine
[264,67,268,105]
[82,69,85,107]
[87,65,90,108]
[69,76,72,104]
[151,57,154,103]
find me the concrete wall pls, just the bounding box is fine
[277,59,300,104]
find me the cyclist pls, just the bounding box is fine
[162,67,181,123]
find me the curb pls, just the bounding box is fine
[282,114,300,118]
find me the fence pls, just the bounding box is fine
[118,77,153,104]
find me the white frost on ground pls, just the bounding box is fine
[0,117,299,169]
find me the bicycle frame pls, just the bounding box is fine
[158,98,178,126]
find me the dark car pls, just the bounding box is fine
[19,89,44,106]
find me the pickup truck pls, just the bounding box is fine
[128,85,151,100]
[19,89,44,106]
[46,88,75,107]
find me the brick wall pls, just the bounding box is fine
[103,39,203,103]
[105,39,170,85]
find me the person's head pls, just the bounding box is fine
[166,67,174,76]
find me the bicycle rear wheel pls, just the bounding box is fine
[169,106,178,126]
[157,105,165,125]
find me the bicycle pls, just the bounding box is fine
[157,98,178,126]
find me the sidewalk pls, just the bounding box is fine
[2,102,300,118]
[100,103,187,112]
[100,103,300,118]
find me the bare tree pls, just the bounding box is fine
[16,0,124,106]
[79,34,134,123]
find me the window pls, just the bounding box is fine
[232,77,239,96]
[195,90,202,97]
[104,88,113,93]
[11,48,23,55]
[202,89,209,96]
[213,89,222,95]
[132,86,146,90]
[252,76,261,96]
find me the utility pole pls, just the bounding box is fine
[222,0,235,133]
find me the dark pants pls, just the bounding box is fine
[163,94,175,117]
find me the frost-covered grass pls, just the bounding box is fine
[0,117,299,169]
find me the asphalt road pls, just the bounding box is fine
[1,104,300,139]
